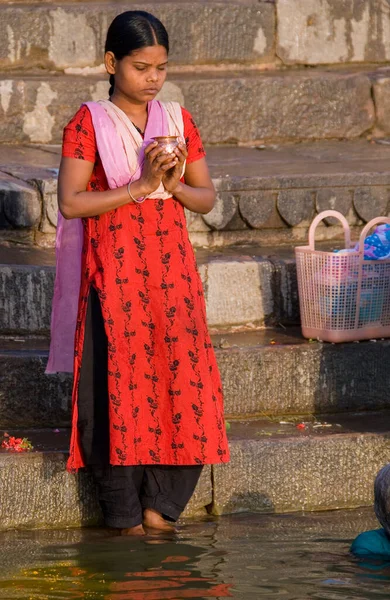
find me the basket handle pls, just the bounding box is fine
[358,217,390,254]
[308,210,351,251]
[354,216,390,329]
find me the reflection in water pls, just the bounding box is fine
[2,511,390,599]
[0,530,232,600]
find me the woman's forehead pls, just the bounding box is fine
[128,45,168,63]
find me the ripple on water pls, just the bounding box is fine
[0,509,389,599]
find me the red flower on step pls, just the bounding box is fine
[1,434,33,452]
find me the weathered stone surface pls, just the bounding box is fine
[277,189,315,226]
[202,193,238,230]
[271,256,299,324]
[315,188,353,225]
[213,428,390,514]
[374,76,390,135]
[0,175,40,228]
[215,333,390,417]
[221,209,249,232]
[5,332,390,427]
[185,209,211,233]
[0,452,211,529]
[37,176,58,231]
[0,265,54,333]
[0,452,100,529]
[198,257,274,329]
[0,350,72,427]
[186,465,212,517]
[206,141,390,192]
[3,140,390,246]
[239,191,275,228]
[1,250,301,334]
[0,71,375,144]
[277,0,390,65]
[171,71,375,144]
[353,187,390,222]
[0,3,275,70]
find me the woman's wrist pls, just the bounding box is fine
[168,180,184,196]
[126,179,155,202]
[136,178,157,198]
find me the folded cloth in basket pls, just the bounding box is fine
[335,224,390,259]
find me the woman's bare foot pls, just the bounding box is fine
[120,524,146,536]
[143,508,176,532]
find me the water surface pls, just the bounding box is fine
[0,509,388,599]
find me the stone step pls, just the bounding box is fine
[0,69,378,145]
[0,1,275,71]
[212,413,390,515]
[3,139,390,248]
[0,413,388,529]
[0,244,299,335]
[0,428,212,529]
[2,330,390,428]
[1,0,390,70]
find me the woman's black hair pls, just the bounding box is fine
[105,11,169,96]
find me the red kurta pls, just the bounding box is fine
[63,105,230,471]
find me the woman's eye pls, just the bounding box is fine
[135,66,146,71]
[158,67,167,71]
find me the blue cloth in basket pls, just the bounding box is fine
[335,224,390,260]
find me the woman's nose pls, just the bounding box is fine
[147,70,159,82]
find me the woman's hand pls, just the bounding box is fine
[138,141,177,196]
[162,142,188,194]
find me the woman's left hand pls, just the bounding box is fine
[162,141,188,194]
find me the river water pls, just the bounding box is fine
[0,509,389,599]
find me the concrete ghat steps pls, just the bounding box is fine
[2,331,390,428]
[0,69,377,145]
[0,413,389,529]
[0,244,299,334]
[3,140,390,248]
[0,1,275,70]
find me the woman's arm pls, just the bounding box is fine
[58,157,142,219]
[58,143,176,220]
[173,157,216,215]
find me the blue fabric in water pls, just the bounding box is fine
[351,529,390,558]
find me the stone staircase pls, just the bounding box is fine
[1,0,390,529]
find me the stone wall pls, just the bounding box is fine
[1,0,390,248]
[1,1,390,71]
[277,0,390,65]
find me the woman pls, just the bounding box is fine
[47,10,230,535]
[351,464,390,558]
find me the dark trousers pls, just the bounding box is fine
[77,287,203,528]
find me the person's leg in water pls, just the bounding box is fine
[77,288,203,535]
[141,465,203,532]
[93,465,147,536]
[93,464,203,535]
[77,287,146,536]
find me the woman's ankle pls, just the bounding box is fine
[120,524,146,536]
[143,508,175,531]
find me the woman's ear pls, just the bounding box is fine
[104,51,116,75]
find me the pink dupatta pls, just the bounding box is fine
[46,100,170,374]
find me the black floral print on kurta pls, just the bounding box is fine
[64,105,229,470]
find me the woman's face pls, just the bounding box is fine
[106,44,168,104]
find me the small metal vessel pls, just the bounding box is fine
[152,135,180,154]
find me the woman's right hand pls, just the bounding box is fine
[139,141,178,196]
